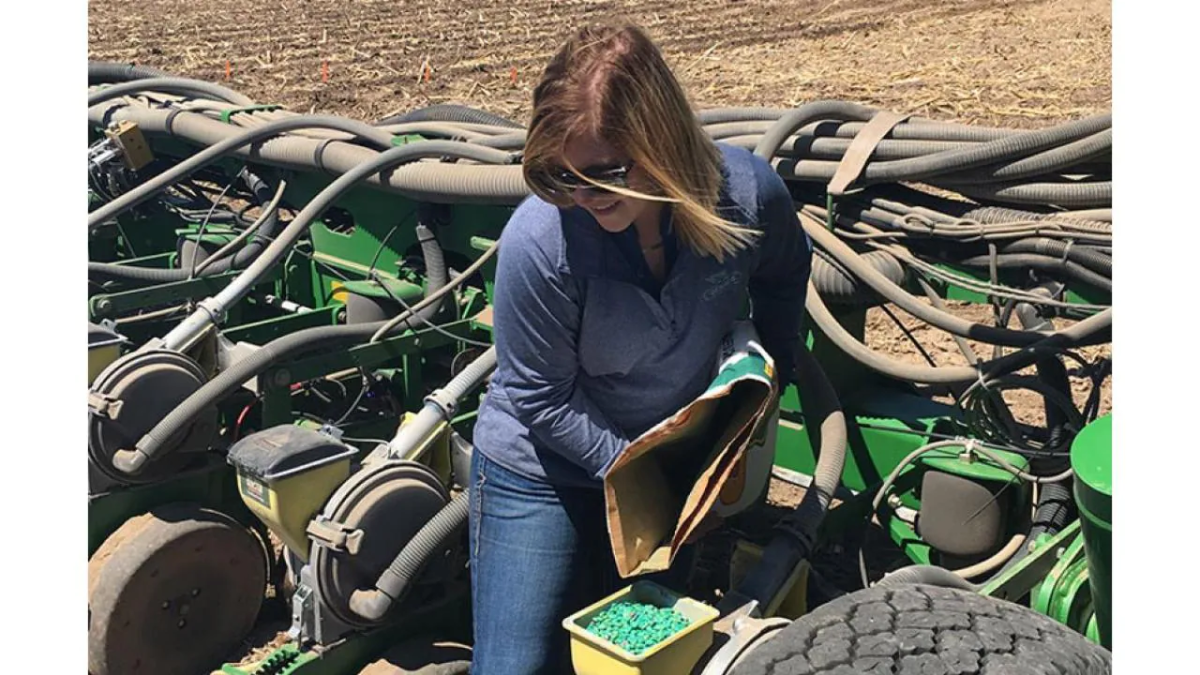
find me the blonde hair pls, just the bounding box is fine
[523,22,757,261]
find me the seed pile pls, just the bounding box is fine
[585,601,691,656]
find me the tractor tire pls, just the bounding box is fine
[728,584,1110,675]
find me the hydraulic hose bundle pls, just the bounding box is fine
[87,67,1112,597]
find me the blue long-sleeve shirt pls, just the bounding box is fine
[472,143,812,487]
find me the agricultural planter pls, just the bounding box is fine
[86,63,1113,675]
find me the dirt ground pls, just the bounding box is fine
[88,0,1111,668]
[88,0,1111,128]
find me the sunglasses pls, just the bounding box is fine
[540,160,636,194]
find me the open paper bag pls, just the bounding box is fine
[603,321,778,578]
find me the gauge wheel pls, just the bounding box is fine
[88,503,268,675]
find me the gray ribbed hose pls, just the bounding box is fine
[88,101,531,204]
[705,120,1012,143]
[107,232,497,479]
[811,251,904,306]
[776,113,1110,186]
[783,346,847,538]
[387,347,497,457]
[88,168,282,282]
[348,491,471,622]
[348,347,498,621]
[157,141,513,351]
[804,280,1112,385]
[801,211,1106,348]
[88,61,172,84]
[951,180,1111,208]
[752,101,879,158]
[87,114,395,229]
[375,104,523,129]
[939,129,1111,184]
[766,126,1109,186]
[876,566,978,591]
[88,76,256,107]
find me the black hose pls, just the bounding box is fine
[722,345,846,613]
[113,219,451,473]
[376,104,522,129]
[811,250,903,306]
[983,302,1079,579]
[88,61,172,85]
[348,490,470,621]
[88,168,282,282]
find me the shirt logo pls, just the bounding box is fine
[703,271,742,302]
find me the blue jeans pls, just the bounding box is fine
[467,449,694,674]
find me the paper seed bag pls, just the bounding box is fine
[603,321,778,577]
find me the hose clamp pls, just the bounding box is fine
[424,389,458,420]
[196,298,227,325]
[1059,238,1076,264]
[958,437,980,462]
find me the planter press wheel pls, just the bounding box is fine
[727,584,1111,675]
[87,503,268,675]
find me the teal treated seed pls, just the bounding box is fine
[584,600,693,656]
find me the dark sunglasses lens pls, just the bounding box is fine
[552,165,630,192]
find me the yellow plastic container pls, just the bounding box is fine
[88,323,126,385]
[227,426,357,562]
[563,581,719,675]
[237,457,352,562]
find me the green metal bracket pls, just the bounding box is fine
[979,519,1083,604]
[391,134,427,146]
[89,266,282,320]
[884,513,933,566]
[220,644,317,674]
[221,306,341,345]
[218,105,284,124]
[218,586,470,675]
[469,236,496,252]
[1031,527,1096,642]
[257,320,482,427]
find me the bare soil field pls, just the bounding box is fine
[88,0,1112,667]
[88,0,1111,127]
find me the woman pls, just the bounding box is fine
[467,21,812,674]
